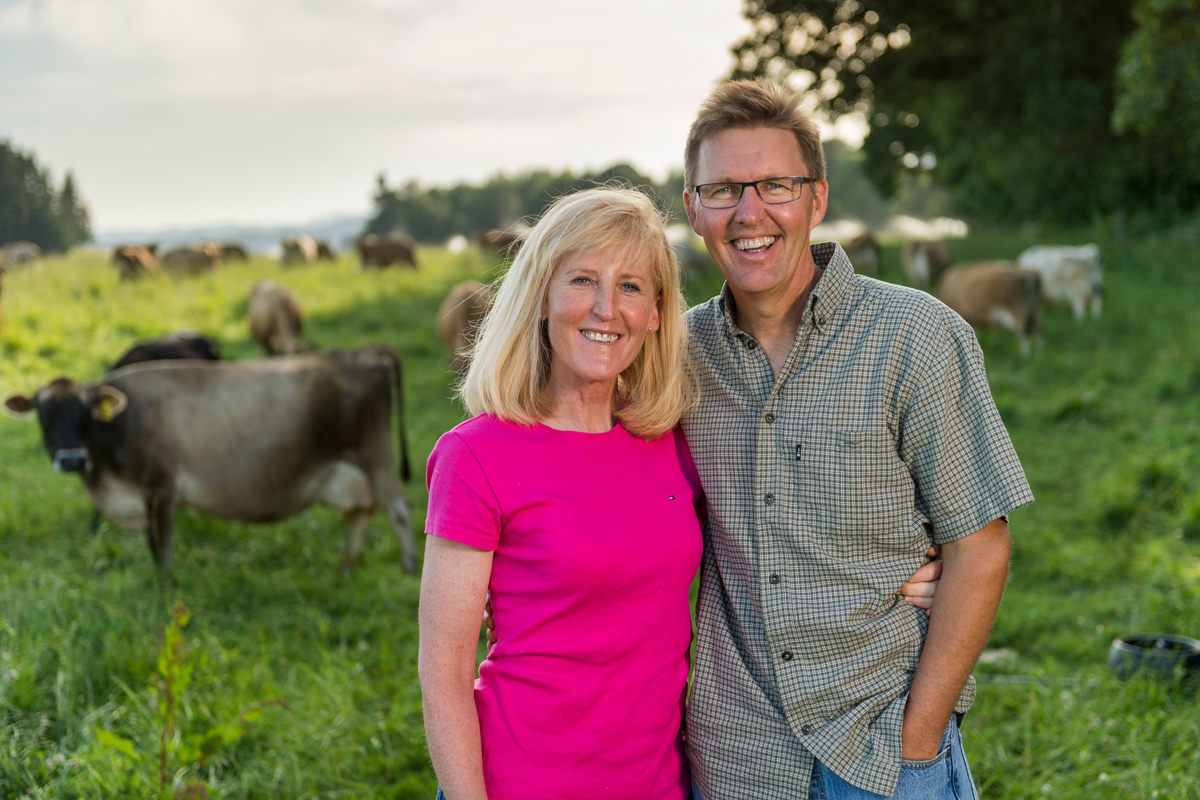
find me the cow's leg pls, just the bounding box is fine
[340,509,373,572]
[146,493,178,584]
[375,472,415,573]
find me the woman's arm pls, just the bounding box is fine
[418,535,495,800]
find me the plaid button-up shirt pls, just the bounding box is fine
[682,242,1033,799]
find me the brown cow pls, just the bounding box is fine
[219,243,249,261]
[112,245,161,280]
[902,240,952,288]
[3,346,415,578]
[937,261,1043,358]
[845,232,881,277]
[316,240,336,261]
[162,245,221,276]
[436,280,493,371]
[282,234,319,265]
[358,233,418,269]
[476,228,525,257]
[248,280,307,356]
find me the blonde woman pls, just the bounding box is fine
[417,187,938,800]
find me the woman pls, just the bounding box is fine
[418,187,936,800]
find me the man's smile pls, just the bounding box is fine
[732,236,778,253]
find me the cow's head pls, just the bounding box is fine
[3,379,128,473]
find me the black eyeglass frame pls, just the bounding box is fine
[690,176,817,209]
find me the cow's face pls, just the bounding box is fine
[3,379,128,473]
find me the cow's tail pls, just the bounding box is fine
[379,345,412,482]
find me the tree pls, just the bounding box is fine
[0,140,94,251]
[56,171,92,248]
[1112,0,1200,167]
[729,0,1199,224]
[364,164,684,243]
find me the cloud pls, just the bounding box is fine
[0,0,749,228]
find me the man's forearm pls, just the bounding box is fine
[902,519,1011,760]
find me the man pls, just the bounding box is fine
[680,81,1032,799]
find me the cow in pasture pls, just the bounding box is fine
[476,228,525,257]
[162,245,221,276]
[845,232,881,277]
[3,346,416,578]
[358,233,418,269]
[219,243,249,261]
[282,234,319,265]
[109,331,221,372]
[902,240,952,288]
[0,241,41,269]
[1018,243,1103,321]
[316,240,336,261]
[112,245,161,280]
[437,280,493,371]
[937,261,1043,358]
[248,280,308,356]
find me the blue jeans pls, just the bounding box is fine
[808,718,979,800]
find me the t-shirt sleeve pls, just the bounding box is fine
[425,430,503,550]
[898,311,1034,544]
[672,423,708,523]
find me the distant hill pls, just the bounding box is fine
[92,214,368,254]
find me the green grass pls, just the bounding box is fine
[1,222,1199,798]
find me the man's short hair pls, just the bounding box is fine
[684,80,826,189]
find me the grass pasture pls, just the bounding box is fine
[0,222,1199,798]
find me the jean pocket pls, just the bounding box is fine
[900,746,951,771]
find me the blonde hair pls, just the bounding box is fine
[459,186,692,439]
[684,79,826,188]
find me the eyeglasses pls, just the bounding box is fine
[691,176,816,209]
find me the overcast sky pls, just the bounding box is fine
[0,0,780,231]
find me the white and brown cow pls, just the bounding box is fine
[937,261,1043,357]
[3,346,415,578]
[248,280,307,356]
[845,232,881,277]
[903,240,952,288]
[436,280,493,371]
[1018,243,1103,321]
[282,234,319,266]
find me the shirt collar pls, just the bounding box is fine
[716,241,856,337]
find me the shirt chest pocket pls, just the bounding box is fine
[793,427,916,557]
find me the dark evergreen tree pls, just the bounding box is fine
[56,171,92,248]
[0,140,94,252]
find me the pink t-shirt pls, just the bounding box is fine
[425,414,704,800]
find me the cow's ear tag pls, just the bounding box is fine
[91,386,129,422]
[93,397,116,422]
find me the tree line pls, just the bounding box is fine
[0,140,92,252]
[728,0,1200,225]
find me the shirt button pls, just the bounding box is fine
[800,724,814,735]
[769,574,780,584]
[764,412,776,424]
[764,493,775,505]
[745,340,757,350]
[781,651,793,661]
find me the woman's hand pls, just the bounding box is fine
[897,544,942,613]
[418,536,495,800]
